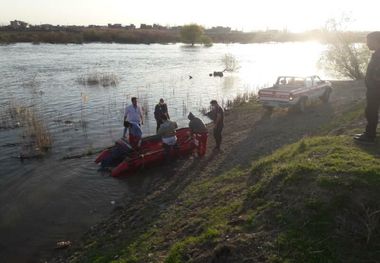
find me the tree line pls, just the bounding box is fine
[0,24,367,45]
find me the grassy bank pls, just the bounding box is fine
[241,135,380,262]
[127,139,379,263]
[53,87,380,263]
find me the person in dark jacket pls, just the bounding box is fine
[188,112,208,157]
[209,100,224,151]
[154,98,170,133]
[354,31,380,143]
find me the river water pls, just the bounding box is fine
[0,42,329,262]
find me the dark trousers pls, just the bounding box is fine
[156,120,163,133]
[213,125,223,149]
[123,122,140,137]
[365,89,380,138]
[194,132,208,156]
[163,143,178,162]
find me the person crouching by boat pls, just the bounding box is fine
[157,114,178,161]
[123,121,142,149]
[100,138,134,169]
[188,112,208,157]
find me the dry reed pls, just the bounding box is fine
[9,102,52,156]
[78,72,120,87]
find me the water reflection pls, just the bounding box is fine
[222,75,237,91]
[0,42,330,262]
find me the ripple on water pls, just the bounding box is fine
[0,42,329,262]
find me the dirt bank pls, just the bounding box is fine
[49,80,369,262]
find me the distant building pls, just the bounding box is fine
[140,24,153,29]
[153,24,166,30]
[125,24,136,30]
[40,24,54,31]
[206,26,231,34]
[265,29,280,34]
[89,25,108,29]
[65,25,85,32]
[108,23,122,28]
[10,20,28,30]
[169,26,182,32]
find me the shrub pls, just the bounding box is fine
[180,24,204,46]
[319,17,370,80]
[222,53,240,72]
[201,35,213,47]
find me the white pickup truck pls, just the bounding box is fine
[258,76,332,112]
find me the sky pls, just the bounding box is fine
[0,0,378,32]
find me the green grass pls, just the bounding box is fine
[319,99,365,134]
[244,136,380,263]
[165,228,220,263]
[116,168,246,262]
[76,135,380,263]
[68,136,380,263]
[62,97,380,263]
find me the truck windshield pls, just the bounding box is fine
[277,77,304,86]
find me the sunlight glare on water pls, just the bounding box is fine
[0,42,331,262]
[233,42,326,89]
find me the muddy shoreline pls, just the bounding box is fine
[48,80,367,262]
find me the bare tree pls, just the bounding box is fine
[222,53,240,72]
[319,16,370,80]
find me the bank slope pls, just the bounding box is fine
[61,135,380,263]
[53,82,380,263]
[161,136,380,263]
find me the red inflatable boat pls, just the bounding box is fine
[95,128,196,177]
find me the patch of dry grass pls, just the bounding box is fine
[9,102,52,157]
[77,72,120,87]
[224,91,257,110]
[199,91,257,115]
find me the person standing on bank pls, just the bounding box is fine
[354,31,380,143]
[210,100,224,151]
[123,97,144,138]
[154,98,170,133]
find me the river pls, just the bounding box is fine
[0,42,329,262]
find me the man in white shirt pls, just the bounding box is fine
[123,97,144,137]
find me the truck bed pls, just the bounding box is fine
[260,84,304,93]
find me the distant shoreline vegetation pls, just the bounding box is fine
[0,21,368,45]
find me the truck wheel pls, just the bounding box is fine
[264,106,274,112]
[321,88,332,103]
[297,97,307,113]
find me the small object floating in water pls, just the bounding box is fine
[189,75,193,79]
[55,240,71,249]
[64,120,73,125]
[213,71,224,77]
[110,200,116,205]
